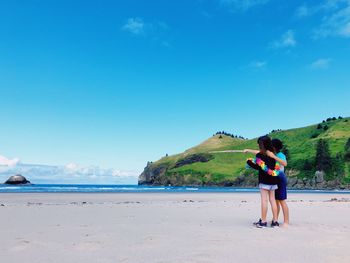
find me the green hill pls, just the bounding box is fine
[138,117,350,189]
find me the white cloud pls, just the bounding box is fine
[315,3,350,38]
[310,58,332,69]
[340,21,350,35]
[296,4,313,18]
[296,0,350,38]
[111,169,137,177]
[249,60,267,68]
[271,30,297,48]
[122,17,145,35]
[221,0,270,11]
[0,155,20,167]
[0,157,139,184]
[160,40,171,47]
[121,18,169,36]
[65,162,79,171]
[321,0,349,10]
[121,18,171,47]
[200,10,213,18]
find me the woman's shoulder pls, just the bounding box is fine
[276,152,287,160]
[256,152,263,158]
[256,152,276,166]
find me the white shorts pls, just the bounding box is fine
[259,183,278,191]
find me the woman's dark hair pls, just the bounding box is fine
[257,136,274,154]
[272,139,283,152]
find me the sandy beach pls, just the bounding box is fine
[1,192,350,263]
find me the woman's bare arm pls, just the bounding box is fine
[266,150,287,166]
[243,149,260,154]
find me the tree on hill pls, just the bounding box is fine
[311,131,321,138]
[282,144,290,161]
[271,129,282,133]
[345,138,350,151]
[345,138,350,162]
[325,117,338,122]
[333,153,345,178]
[315,139,332,172]
[317,124,322,129]
[214,131,247,140]
[303,159,314,171]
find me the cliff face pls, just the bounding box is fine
[138,162,348,189]
[138,162,169,185]
[139,153,214,186]
[138,118,350,189]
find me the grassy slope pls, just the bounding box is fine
[152,118,350,184]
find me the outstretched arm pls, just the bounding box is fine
[266,150,287,167]
[243,149,259,154]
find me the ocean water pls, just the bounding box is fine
[0,184,349,193]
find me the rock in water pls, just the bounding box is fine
[4,174,31,185]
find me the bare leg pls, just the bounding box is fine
[276,200,281,221]
[268,190,278,222]
[260,189,269,222]
[279,200,290,226]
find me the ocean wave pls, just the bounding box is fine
[0,184,349,194]
[0,186,21,190]
[186,188,199,191]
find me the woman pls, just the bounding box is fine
[269,139,289,227]
[245,136,280,228]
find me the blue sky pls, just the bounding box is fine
[0,0,350,183]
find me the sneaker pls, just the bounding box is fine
[253,218,262,225]
[256,221,267,228]
[271,221,280,227]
